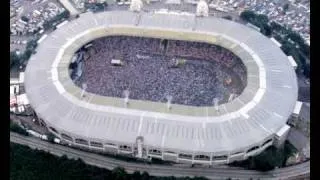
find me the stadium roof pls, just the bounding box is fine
[25,11,298,154]
[293,101,303,115]
[288,56,298,68]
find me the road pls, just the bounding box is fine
[10,132,310,180]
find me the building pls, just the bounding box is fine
[24,11,298,165]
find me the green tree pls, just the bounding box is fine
[281,41,304,69]
[287,31,305,47]
[10,51,20,67]
[26,39,38,50]
[43,10,70,30]
[22,49,32,62]
[240,10,255,22]
[10,121,29,136]
[303,63,310,78]
[250,146,282,171]
[283,3,289,12]
[222,15,233,20]
[43,20,51,30]
[261,24,272,37]
[230,142,297,171]
[240,10,271,36]
[141,171,150,180]
[192,177,208,180]
[21,16,29,22]
[11,143,213,180]
[112,167,128,180]
[256,14,269,24]
[270,22,283,32]
[46,132,55,143]
[132,171,141,179]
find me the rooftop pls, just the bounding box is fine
[25,11,298,153]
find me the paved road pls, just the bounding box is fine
[10,132,310,180]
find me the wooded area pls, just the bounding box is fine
[10,38,38,69]
[10,121,29,136]
[230,141,297,171]
[10,143,209,180]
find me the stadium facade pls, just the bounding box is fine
[25,11,298,165]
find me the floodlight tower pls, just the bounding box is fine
[81,83,87,98]
[196,0,209,17]
[166,95,173,110]
[129,0,143,12]
[123,90,130,107]
[213,98,219,111]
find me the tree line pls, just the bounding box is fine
[10,39,38,69]
[10,121,29,136]
[11,143,210,180]
[229,141,297,171]
[42,10,70,31]
[10,134,295,179]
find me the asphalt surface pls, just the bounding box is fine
[10,132,310,180]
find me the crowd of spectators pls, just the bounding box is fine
[72,36,247,106]
[167,40,239,68]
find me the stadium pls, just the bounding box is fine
[25,11,298,165]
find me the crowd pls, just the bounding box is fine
[166,40,240,68]
[72,36,247,106]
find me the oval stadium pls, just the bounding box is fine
[25,11,298,165]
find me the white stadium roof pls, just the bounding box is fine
[293,101,303,115]
[270,37,282,47]
[24,11,298,154]
[288,56,298,68]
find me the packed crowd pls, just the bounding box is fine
[167,40,239,68]
[72,36,247,106]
